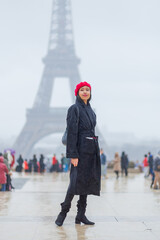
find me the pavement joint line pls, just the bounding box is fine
[0,216,160,223]
[2,191,158,194]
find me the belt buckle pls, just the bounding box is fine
[86,137,94,140]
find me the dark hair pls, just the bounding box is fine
[144,154,147,157]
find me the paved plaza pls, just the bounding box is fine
[0,172,160,240]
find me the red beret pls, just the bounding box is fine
[75,82,91,96]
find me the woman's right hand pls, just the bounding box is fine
[71,158,78,167]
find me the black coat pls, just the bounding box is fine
[39,155,45,172]
[66,97,101,196]
[17,156,23,166]
[121,153,128,168]
[148,155,153,168]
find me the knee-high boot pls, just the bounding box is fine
[55,192,74,226]
[75,195,95,225]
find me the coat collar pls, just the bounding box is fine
[76,96,90,108]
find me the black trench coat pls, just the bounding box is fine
[66,97,101,196]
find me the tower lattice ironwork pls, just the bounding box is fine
[13,0,107,158]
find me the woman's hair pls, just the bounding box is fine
[115,152,119,158]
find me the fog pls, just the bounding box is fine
[0,0,160,146]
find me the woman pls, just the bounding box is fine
[55,81,101,226]
[113,152,121,179]
[0,156,8,191]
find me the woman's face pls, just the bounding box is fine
[78,86,91,102]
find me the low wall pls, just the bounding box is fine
[107,168,141,174]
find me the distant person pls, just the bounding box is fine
[100,149,107,179]
[33,155,38,173]
[153,151,160,189]
[121,152,128,176]
[61,154,70,172]
[64,156,70,172]
[50,154,58,172]
[113,152,121,179]
[6,150,13,167]
[45,158,51,173]
[16,155,24,172]
[24,159,29,173]
[61,154,65,172]
[3,153,10,172]
[28,159,32,173]
[148,152,155,188]
[2,153,13,191]
[0,156,8,191]
[143,154,149,178]
[39,154,45,173]
[148,152,154,175]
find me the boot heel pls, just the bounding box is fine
[75,218,81,224]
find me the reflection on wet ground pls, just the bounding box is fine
[0,172,160,240]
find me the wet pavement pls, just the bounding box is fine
[0,172,160,240]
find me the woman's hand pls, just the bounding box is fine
[71,158,78,167]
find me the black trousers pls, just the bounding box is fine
[63,189,87,208]
[121,167,128,176]
[114,171,119,178]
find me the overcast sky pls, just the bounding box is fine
[0,0,160,142]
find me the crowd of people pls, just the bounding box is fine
[100,149,129,179]
[0,152,71,191]
[0,151,15,191]
[142,151,160,189]
[15,153,71,174]
[100,149,160,190]
[1,149,160,191]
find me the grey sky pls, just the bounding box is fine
[0,0,160,141]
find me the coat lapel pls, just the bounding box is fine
[84,105,96,129]
[76,97,96,129]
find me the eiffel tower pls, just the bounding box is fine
[13,0,107,158]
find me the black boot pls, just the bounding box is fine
[55,202,71,226]
[150,180,154,188]
[75,198,95,225]
[55,191,74,226]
